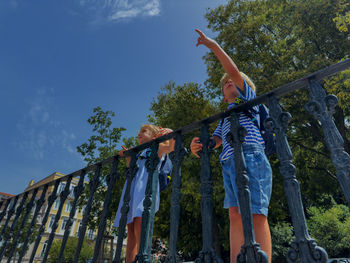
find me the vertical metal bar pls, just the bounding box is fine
[227,112,268,263]
[166,132,186,263]
[29,179,61,263]
[0,192,29,262]
[195,123,223,263]
[92,157,120,263]
[113,152,138,263]
[0,196,19,242]
[6,188,38,263]
[306,78,350,206]
[0,198,11,223]
[135,142,160,262]
[73,164,101,263]
[57,170,86,263]
[42,176,73,262]
[17,184,48,263]
[267,95,328,263]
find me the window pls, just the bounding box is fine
[69,186,75,198]
[76,222,82,237]
[48,216,55,229]
[65,201,72,213]
[54,198,60,210]
[61,218,68,231]
[40,240,48,257]
[58,183,66,194]
[87,229,94,240]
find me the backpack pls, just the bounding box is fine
[158,154,173,191]
[221,104,276,156]
[139,149,173,191]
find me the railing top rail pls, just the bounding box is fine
[10,58,350,199]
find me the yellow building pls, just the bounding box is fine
[22,172,96,263]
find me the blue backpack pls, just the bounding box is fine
[140,150,173,191]
[221,104,276,156]
[158,154,173,191]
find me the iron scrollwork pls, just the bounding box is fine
[267,95,327,263]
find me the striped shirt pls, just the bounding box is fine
[213,80,265,161]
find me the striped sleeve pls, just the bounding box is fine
[213,121,222,139]
[237,79,256,102]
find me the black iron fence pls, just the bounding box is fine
[1,59,350,263]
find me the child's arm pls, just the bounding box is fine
[190,136,222,158]
[195,29,244,93]
[118,146,131,167]
[157,128,175,157]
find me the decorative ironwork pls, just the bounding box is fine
[165,132,187,263]
[57,170,86,263]
[73,164,101,263]
[267,95,327,263]
[0,192,29,262]
[226,112,268,263]
[135,142,160,262]
[0,195,19,243]
[306,78,350,206]
[42,176,73,262]
[0,60,349,263]
[0,198,11,224]
[6,188,38,263]
[17,184,49,263]
[92,157,120,262]
[113,152,138,263]
[195,123,223,263]
[29,179,61,263]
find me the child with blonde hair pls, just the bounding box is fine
[114,124,174,263]
[190,29,272,263]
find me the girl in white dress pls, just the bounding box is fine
[114,124,174,263]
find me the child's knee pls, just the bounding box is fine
[252,214,268,227]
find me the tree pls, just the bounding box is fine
[76,106,126,230]
[307,202,350,258]
[0,212,38,260]
[47,237,94,263]
[148,82,230,260]
[204,0,350,219]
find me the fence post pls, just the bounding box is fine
[267,95,328,263]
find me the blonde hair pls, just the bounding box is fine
[140,124,160,137]
[220,72,256,92]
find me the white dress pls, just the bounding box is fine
[113,149,161,227]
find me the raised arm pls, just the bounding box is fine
[195,29,244,92]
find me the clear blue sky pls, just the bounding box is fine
[0,0,227,195]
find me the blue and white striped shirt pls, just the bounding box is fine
[213,80,265,161]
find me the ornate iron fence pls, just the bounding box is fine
[0,59,350,263]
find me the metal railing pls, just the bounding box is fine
[0,59,350,263]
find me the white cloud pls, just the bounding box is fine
[15,88,77,160]
[76,0,161,23]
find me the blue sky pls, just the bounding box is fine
[0,0,227,195]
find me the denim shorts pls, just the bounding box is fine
[221,144,272,216]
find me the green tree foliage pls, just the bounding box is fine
[270,222,293,263]
[307,203,350,258]
[47,237,94,263]
[0,212,37,259]
[148,82,230,260]
[76,106,126,230]
[204,0,350,218]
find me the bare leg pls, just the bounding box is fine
[126,222,136,263]
[229,207,244,263]
[229,207,271,263]
[125,217,142,263]
[253,214,271,263]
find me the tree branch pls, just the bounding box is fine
[289,139,329,158]
[307,166,337,181]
